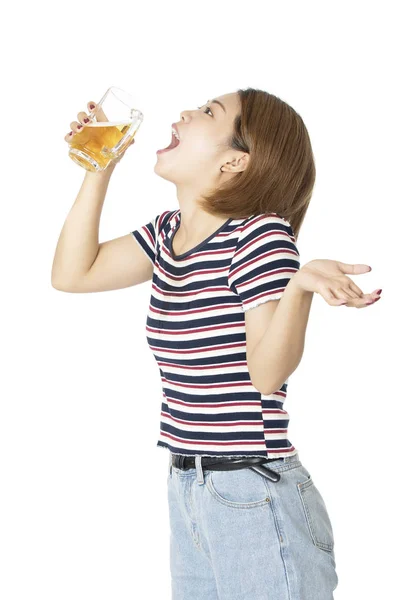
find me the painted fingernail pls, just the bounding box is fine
[367,297,380,305]
[84,118,89,123]
[90,104,95,109]
[69,131,73,135]
[377,289,382,295]
[77,124,82,129]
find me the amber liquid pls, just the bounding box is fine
[68,121,133,171]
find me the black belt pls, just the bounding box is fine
[171,454,282,482]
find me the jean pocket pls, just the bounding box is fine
[206,467,269,509]
[297,475,335,553]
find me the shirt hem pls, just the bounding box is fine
[156,441,298,459]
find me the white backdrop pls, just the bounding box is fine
[1,1,398,598]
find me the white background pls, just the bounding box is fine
[1,0,398,598]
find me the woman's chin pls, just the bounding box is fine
[153,159,179,182]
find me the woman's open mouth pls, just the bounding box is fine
[156,130,181,154]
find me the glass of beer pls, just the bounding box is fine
[68,86,143,172]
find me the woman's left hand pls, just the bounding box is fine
[292,259,382,308]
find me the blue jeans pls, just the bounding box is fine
[167,452,338,599]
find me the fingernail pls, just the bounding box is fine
[69,131,73,135]
[77,124,82,129]
[368,266,372,271]
[90,104,95,109]
[367,297,380,305]
[84,118,89,123]
[377,289,382,295]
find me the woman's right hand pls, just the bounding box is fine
[64,100,135,173]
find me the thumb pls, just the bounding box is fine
[337,262,371,274]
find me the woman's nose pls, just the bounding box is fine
[180,108,197,120]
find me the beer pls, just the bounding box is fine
[68,120,134,171]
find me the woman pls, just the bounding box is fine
[54,87,381,599]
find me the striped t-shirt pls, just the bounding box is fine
[131,209,301,459]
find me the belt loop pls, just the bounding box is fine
[195,455,204,485]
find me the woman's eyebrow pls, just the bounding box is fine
[207,99,226,113]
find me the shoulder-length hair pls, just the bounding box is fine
[197,87,316,240]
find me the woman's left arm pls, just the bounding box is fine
[248,259,381,395]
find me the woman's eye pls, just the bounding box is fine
[197,105,213,117]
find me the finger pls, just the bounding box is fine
[69,120,84,132]
[324,286,372,308]
[87,101,109,122]
[358,296,381,309]
[65,108,94,142]
[77,111,93,125]
[340,286,359,299]
[348,281,364,297]
[323,288,349,306]
[336,262,372,275]
[64,130,74,142]
[64,121,83,142]
[347,281,382,305]
[344,291,381,308]
[362,288,382,301]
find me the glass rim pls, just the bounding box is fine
[97,86,136,109]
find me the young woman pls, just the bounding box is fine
[53,87,381,599]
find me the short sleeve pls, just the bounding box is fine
[130,210,175,265]
[228,214,300,312]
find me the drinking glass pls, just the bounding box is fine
[68,86,143,172]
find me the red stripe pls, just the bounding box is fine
[231,247,299,279]
[141,224,155,248]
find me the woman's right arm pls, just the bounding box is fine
[51,102,152,293]
[51,170,153,293]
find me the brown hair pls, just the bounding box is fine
[197,87,316,240]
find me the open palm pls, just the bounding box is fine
[294,259,381,308]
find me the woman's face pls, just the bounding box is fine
[154,92,243,187]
